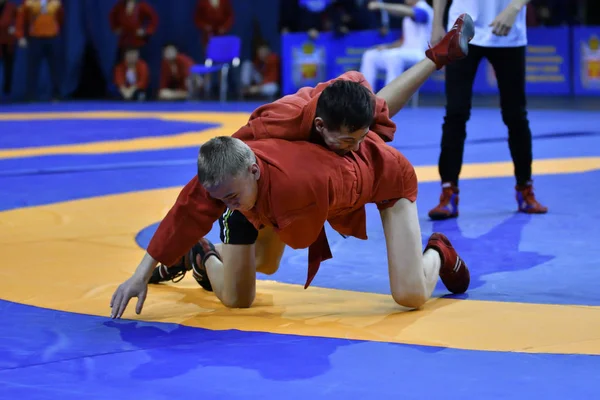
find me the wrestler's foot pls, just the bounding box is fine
[426,13,475,70]
[149,256,192,284]
[190,238,221,292]
[425,233,470,294]
[516,181,548,214]
[428,183,459,220]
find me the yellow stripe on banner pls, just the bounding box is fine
[1,166,600,355]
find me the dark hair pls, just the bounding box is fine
[315,80,375,132]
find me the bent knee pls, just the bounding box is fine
[256,262,280,275]
[221,292,256,309]
[392,292,428,310]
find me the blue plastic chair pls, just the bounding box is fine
[190,35,241,102]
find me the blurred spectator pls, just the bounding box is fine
[0,0,17,99]
[359,0,433,89]
[241,41,280,98]
[158,43,200,101]
[281,0,332,40]
[329,0,387,36]
[526,2,538,26]
[109,0,158,59]
[114,47,148,101]
[16,0,63,101]
[194,0,234,48]
[530,0,577,26]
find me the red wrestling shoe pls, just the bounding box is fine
[516,182,548,214]
[428,183,459,220]
[426,13,475,70]
[425,233,470,294]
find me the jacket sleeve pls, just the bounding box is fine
[114,63,125,87]
[108,3,121,31]
[220,0,234,33]
[14,3,27,39]
[146,176,226,266]
[141,3,159,35]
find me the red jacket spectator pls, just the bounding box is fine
[109,0,158,49]
[255,53,280,84]
[114,59,149,89]
[194,0,234,47]
[0,0,17,54]
[160,53,195,90]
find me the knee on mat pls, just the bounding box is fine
[256,262,279,275]
[221,292,256,309]
[392,291,428,310]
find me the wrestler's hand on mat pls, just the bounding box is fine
[490,4,520,36]
[110,277,148,319]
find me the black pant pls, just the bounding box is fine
[0,44,14,96]
[26,37,61,101]
[439,45,533,187]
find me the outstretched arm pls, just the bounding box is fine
[110,176,225,318]
[368,2,416,18]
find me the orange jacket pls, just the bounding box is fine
[15,0,63,39]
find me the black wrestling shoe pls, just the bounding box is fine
[148,255,192,284]
[190,238,221,292]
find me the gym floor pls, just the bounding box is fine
[1,98,599,399]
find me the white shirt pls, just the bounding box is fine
[447,0,527,48]
[402,0,434,51]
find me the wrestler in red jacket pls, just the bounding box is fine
[110,14,475,317]
[111,133,470,317]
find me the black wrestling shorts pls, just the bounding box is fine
[218,209,259,245]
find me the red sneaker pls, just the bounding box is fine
[428,184,459,220]
[516,182,548,214]
[426,13,475,70]
[425,233,470,294]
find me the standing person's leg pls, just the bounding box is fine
[428,44,484,221]
[485,46,547,214]
[26,38,43,101]
[359,47,385,89]
[1,45,15,98]
[44,37,62,100]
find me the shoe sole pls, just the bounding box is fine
[458,14,475,57]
